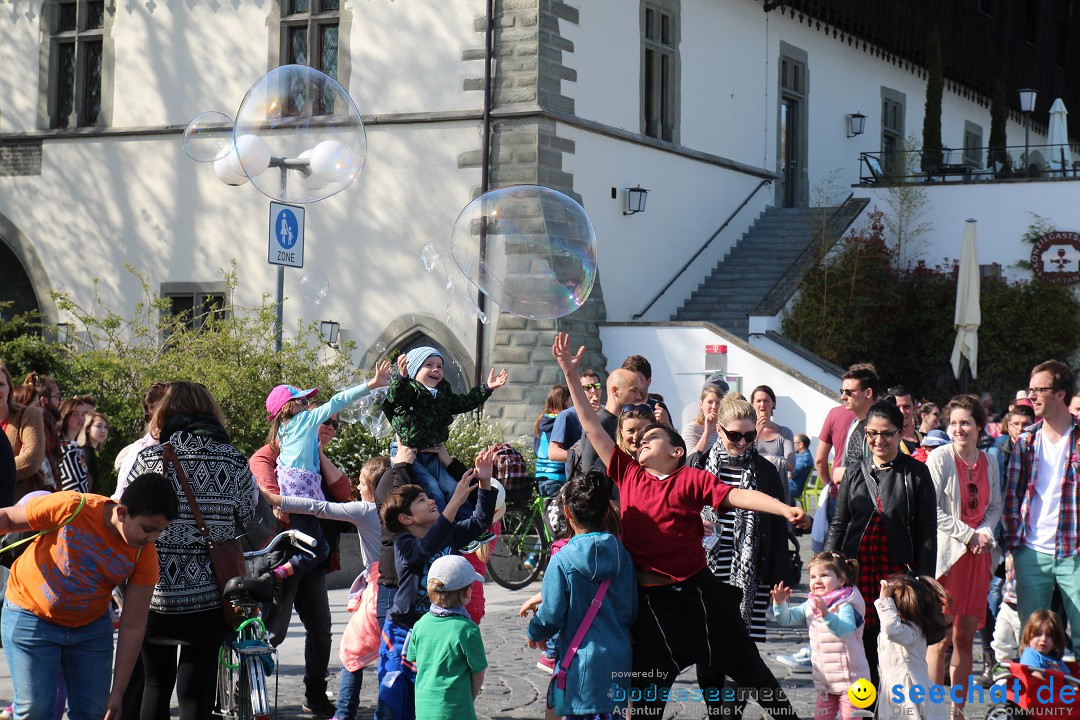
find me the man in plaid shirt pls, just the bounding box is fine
[1003,359,1080,652]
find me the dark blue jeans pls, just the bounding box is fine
[263,567,332,701]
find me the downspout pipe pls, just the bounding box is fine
[474,0,494,388]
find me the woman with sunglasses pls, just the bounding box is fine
[925,394,1002,719]
[690,394,791,646]
[825,398,937,687]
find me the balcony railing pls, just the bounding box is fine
[858,143,1080,185]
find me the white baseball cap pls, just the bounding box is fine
[429,555,484,591]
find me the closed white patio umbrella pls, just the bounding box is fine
[951,219,980,391]
[1047,98,1072,174]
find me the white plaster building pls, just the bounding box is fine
[1,0,1077,437]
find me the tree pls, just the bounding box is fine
[921,28,944,173]
[987,79,1011,174]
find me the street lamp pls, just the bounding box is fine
[1019,88,1037,176]
[847,112,867,138]
[623,186,648,215]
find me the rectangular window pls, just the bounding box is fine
[279,0,341,115]
[163,288,227,332]
[642,1,679,142]
[50,0,104,129]
[881,91,905,176]
[963,122,983,167]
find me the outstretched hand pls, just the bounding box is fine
[474,446,496,486]
[770,582,791,606]
[551,333,584,375]
[370,360,393,389]
[447,471,480,515]
[487,368,509,390]
[396,353,409,378]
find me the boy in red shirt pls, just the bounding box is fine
[553,334,809,719]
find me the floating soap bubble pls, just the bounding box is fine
[369,412,393,439]
[374,341,387,355]
[339,404,363,425]
[369,385,389,404]
[464,293,490,325]
[184,112,235,162]
[420,242,439,272]
[233,64,366,204]
[299,271,329,305]
[449,185,597,319]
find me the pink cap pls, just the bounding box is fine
[265,385,318,418]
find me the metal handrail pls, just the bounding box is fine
[859,142,1079,184]
[633,179,771,320]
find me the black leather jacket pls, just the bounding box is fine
[824,452,937,576]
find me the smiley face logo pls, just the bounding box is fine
[847,678,876,708]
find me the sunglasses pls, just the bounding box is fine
[967,481,979,511]
[322,418,340,430]
[582,382,602,391]
[622,403,652,414]
[721,427,757,444]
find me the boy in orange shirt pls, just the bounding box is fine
[0,472,177,719]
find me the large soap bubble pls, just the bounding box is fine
[233,65,366,204]
[184,111,235,162]
[449,186,596,320]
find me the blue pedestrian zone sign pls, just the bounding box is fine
[268,202,305,268]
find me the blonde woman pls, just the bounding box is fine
[680,385,723,455]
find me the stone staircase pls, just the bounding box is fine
[672,198,868,338]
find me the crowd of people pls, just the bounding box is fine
[0,339,1075,720]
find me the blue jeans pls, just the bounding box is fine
[336,666,364,720]
[1,600,113,720]
[377,584,398,629]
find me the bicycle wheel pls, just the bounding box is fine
[488,504,546,590]
[241,654,271,720]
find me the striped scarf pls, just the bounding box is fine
[704,442,762,630]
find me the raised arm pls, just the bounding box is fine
[552,334,616,468]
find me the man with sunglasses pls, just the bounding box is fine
[1003,359,1080,654]
[547,369,603,465]
[834,363,880,487]
[576,368,646,478]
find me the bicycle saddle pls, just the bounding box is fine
[222,575,276,602]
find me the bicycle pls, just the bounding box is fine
[214,528,316,720]
[487,477,563,590]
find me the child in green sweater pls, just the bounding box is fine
[405,554,488,720]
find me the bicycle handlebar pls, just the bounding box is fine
[243,529,318,560]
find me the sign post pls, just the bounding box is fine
[268,202,305,352]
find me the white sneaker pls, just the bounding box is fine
[777,646,812,669]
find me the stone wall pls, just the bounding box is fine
[458,0,608,440]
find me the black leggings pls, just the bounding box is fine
[140,642,219,720]
[630,570,798,719]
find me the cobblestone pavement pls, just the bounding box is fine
[0,538,999,719]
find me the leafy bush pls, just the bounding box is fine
[783,210,1080,404]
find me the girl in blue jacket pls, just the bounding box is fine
[525,472,637,719]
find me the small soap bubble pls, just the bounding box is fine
[448,185,597,319]
[374,341,387,354]
[339,405,363,424]
[183,112,235,162]
[299,271,329,305]
[370,412,393,439]
[420,242,439,272]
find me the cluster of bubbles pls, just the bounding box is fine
[183,65,367,205]
[299,270,329,305]
[421,185,597,322]
[339,384,392,438]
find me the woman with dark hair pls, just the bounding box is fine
[0,364,46,502]
[125,381,256,720]
[825,398,938,686]
[113,381,173,500]
[925,394,1002,720]
[751,385,796,501]
[533,385,570,494]
[919,402,942,434]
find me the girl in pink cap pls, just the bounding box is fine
[264,361,391,582]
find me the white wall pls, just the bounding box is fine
[562,0,1050,203]
[855,180,1080,280]
[599,323,840,444]
[562,125,769,322]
